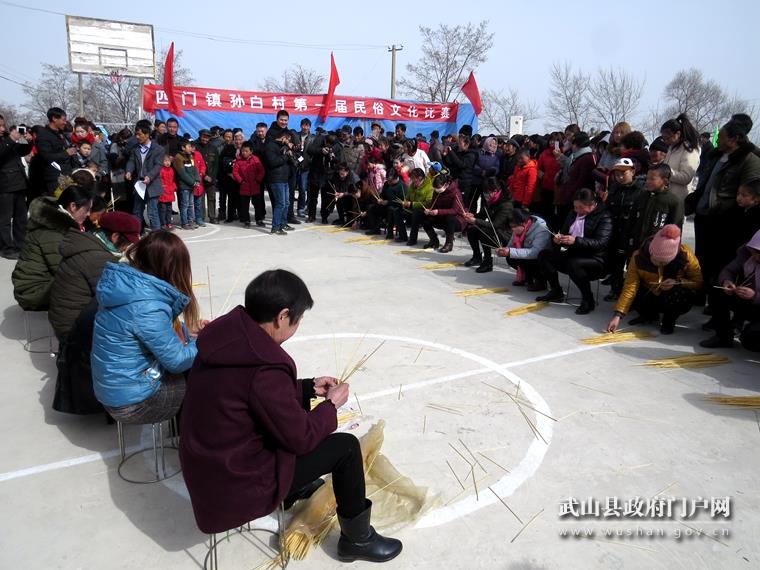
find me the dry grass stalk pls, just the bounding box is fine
[448,442,475,469]
[471,464,479,501]
[678,521,729,547]
[505,302,550,317]
[446,460,466,490]
[581,330,654,345]
[345,235,379,244]
[488,486,522,523]
[413,346,425,364]
[483,206,503,248]
[397,384,403,400]
[326,227,351,233]
[651,480,677,498]
[453,286,510,297]
[422,415,427,434]
[206,266,213,319]
[478,452,511,473]
[339,341,386,384]
[580,536,658,553]
[458,438,486,472]
[337,410,361,426]
[482,381,558,423]
[396,249,426,254]
[642,353,730,369]
[510,508,544,543]
[567,381,615,397]
[219,260,250,315]
[427,402,465,416]
[354,394,363,416]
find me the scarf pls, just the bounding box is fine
[512,218,534,282]
[486,190,502,205]
[569,214,586,238]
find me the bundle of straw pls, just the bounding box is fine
[396,249,426,255]
[505,302,549,317]
[581,331,654,345]
[454,286,509,297]
[421,261,464,270]
[642,353,730,369]
[704,395,760,409]
[326,227,352,234]
[345,236,380,244]
[338,341,385,384]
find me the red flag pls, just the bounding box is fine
[163,42,184,117]
[461,71,482,116]
[319,53,340,123]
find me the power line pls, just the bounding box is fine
[0,1,387,51]
[0,73,29,87]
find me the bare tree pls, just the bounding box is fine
[155,46,194,86]
[22,64,79,120]
[0,101,32,126]
[662,68,755,132]
[479,89,540,135]
[399,21,494,103]
[587,67,645,130]
[260,64,325,94]
[641,106,668,142]
[545,62,591,130]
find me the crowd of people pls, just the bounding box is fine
[2,102,759,562]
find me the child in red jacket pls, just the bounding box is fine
[159,154,177,229]
[509,149,538,208]
[191,144,207,227]
[232,141,266,228]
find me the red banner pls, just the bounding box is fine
[143,84,459,122]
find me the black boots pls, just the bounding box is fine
[464,255,482,267]
[438,233,454,253]
[536,288,564,303]
[575,298,595,315]
[337,500,402,563]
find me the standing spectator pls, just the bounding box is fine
[190,142,207,227]
[218,132,241,223]
[158,155,177,230]
[442,134,478,209]
[629,164,684,252]
[343,126,366,180]
[473,136,500,207]
[536,132,562,221]
[648,137,669,167]
[293,118,313,218]
[687,115,760,299]
[661,114,701,201]
[158,117,183,156]
[696,132,715,178]
[0,118,31,259]
[428,130,443,163]
[32,107,77,195]
[597,122,631,170]
[125,123,165,233]
[232,141,266,228]
[555,132,597,230]
[499,138,521,181]
[174,140,201,230]
[508,149,538,208]
[307,132,342,223]
[90,128,110,181]
[196,129,219,224]
[108,127,132,213]
[264,130,294,234]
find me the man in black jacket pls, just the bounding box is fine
[0,118,31,259]
[307,132,343,223]
[157,117,183,156]
[263,130,294,234]
[536,188,612,314]
[196,129,219,223]
[32,107,76,195]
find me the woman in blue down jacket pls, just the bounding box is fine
[91,230,201,423]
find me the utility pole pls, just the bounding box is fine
[387,44,403,99]
[78,73,84,116]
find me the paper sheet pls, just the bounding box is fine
[134,180,147,199]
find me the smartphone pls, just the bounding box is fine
[18,126,26,135]
[554,141,560,151]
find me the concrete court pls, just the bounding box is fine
[1,217,758,570]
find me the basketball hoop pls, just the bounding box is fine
[108,69,125,85]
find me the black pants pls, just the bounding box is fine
[421,214,459,237]
[631,287,695,321]
[551,204,571,233]
[607,247,632,294]
[0,190,27,253]
[288,432,366,519]
[507,258,542,283]
[239,194,265,224]
[389,208,409,240]
[366,203,388,231]
[307,175,324,219]
[709,289,760,349]
[219,183,239,221]
[467,225,499,260]
[538,248,605,301]
[204,183,217,221]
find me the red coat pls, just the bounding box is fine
[192,150,207,197]
[558,151,597,206]
[232,155,265,196]
[159,165,177,203]
[179,307,337,534]
[536,148,561,191]
[509,159,539,204]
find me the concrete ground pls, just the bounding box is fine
[1,217,758,570]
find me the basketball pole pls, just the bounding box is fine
[78,73,84,116]
[138,77,145,120]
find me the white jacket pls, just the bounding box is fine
[664,145,700,201]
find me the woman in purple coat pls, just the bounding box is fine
[179,270,402,563]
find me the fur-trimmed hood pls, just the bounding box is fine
[26,197,79,234]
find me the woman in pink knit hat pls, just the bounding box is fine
[607,224,702,334]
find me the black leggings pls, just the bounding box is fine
[466,225,499,259]
[538,248,605,300]
[288,432,366,518]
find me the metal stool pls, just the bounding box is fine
[22,309,56,356]
[116,416,181,484]
[205,504,289,570]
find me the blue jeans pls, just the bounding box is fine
[133,193,160,230]
[179,189,193,226]
[270,182,290,229]
[193,194,205,224]
[298,171,309,213]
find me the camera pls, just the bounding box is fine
[18,126,26,135]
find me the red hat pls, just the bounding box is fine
[98,212,141,244]
[649,224,681,265]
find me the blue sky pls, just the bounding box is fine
[1,0,759,131]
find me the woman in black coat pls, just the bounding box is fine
[463,177,513,273]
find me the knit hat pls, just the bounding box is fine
[573,132,591,148]
[649,224,681,265]
[649,137,669,154]
[506,138,521,150]
[99,212,142,244]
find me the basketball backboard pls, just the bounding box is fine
[66,15,156,79]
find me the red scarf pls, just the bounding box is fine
[512,218,534,282]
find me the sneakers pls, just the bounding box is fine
[196,221,207,227]
[575,299,596,315]
[271,228,287,235]
[282,224,295,231]
[475,261,493,273]
[181,224,195,230]
[256,220,266,227]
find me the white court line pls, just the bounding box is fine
[0,340,607,487]
[183,226,221,240]
[184,227,309,245]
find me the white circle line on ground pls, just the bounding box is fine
[286,333,553,528]
[183,226,221,240]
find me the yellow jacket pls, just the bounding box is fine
[614,244,702,315]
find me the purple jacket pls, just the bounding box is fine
[179,306,337,533]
